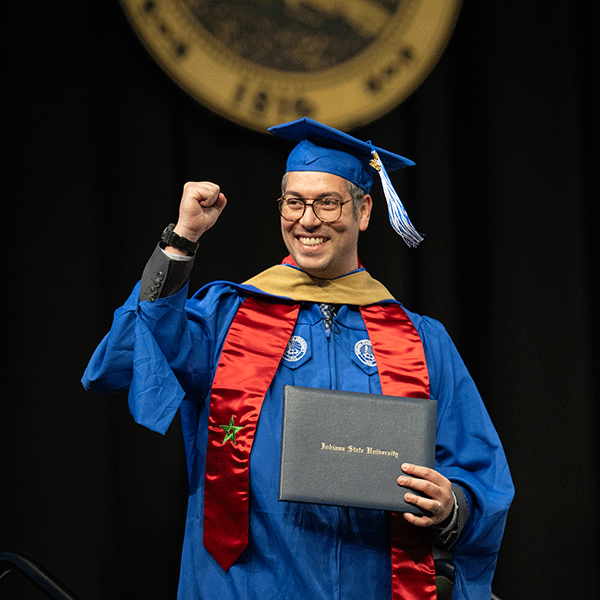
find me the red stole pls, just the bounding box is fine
[203,297,299,570]
[203,297,436,599]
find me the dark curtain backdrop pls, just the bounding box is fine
[3,2,598,599]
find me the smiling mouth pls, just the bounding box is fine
[298,236,328,246]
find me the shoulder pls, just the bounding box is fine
[397,306,468,393]
[190,280,244,303]
[190,279,292,305]
[399,305,452,344]
[187,279,293,324]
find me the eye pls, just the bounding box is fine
[317,198,340,208]
[284,197,304,207]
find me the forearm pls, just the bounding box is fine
[432,484,469,550]
[140,245,195,301]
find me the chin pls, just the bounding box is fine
[301,261,341,280]
[296,259,327,277]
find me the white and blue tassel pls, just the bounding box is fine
[369,150,424,248]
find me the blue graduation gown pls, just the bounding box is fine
[82,277,514,600]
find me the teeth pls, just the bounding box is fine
[299,237,327,246]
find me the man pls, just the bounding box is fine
[83,118,513,600]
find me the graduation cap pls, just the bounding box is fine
[268,117,424,247]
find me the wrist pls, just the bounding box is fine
[173,223,202,243]
[159,223,200,256]
[163,245,189,257]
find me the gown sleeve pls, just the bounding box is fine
[82,279,243,435]
[416,314,514,600]
[81,281,199,433]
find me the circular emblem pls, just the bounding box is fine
[283,335,308,362]
[120,0,461,132]
[354,339,377,367]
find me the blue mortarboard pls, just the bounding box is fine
[268,117,424,247]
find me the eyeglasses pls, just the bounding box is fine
[277,197,352,223]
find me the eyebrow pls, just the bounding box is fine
[284,190,345,199]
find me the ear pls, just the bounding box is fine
[358,195,373,232]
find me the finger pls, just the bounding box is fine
[403,493,443,525]
[402,496,436,527]
[404,491,439,514]
[397,474,438,499]
[182,182,221,206]
[199,189,224,208]
[398,464,453,504]
[208,191,227,210]
[403,510,435,528]
[401,462,445,484]
[405,486,454,527]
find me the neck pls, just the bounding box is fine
[281,255,364,279]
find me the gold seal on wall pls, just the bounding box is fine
[120,0,461,132]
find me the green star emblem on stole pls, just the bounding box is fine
[220,416,243,445]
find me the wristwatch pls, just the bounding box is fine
[159,223,200,256]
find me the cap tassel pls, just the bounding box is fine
[369,150,424,247]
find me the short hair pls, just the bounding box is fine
[281,173,365,219]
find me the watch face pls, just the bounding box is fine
[120,0,461,132]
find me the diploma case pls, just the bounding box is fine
[279,385,437,513]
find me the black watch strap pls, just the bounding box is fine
[159,223,199,256]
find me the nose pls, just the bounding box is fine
[298,202,321,228]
